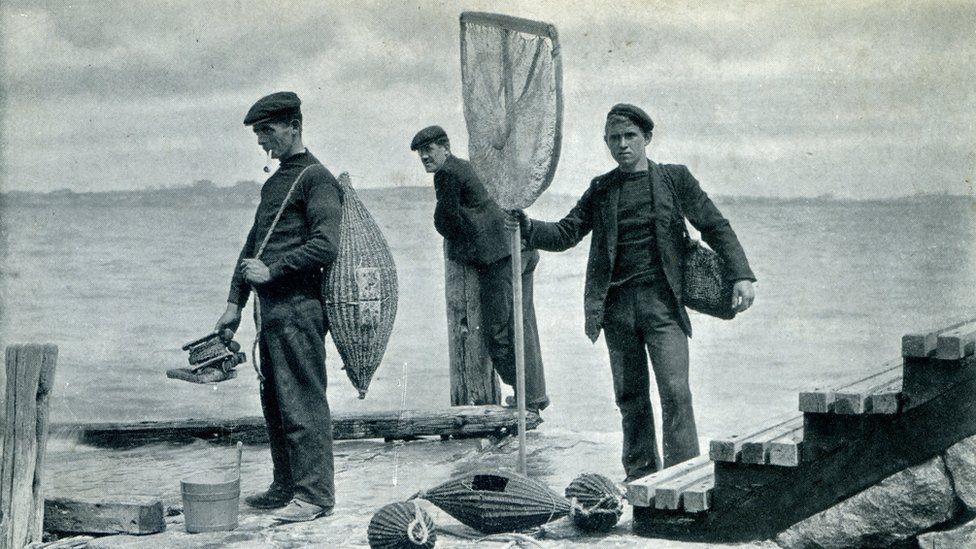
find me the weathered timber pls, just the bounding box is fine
[902,317,976,358]
[634,352,976,542]
[865,377,902,414]
[936,322,976,360]
[1,344,58,549]
[50,406,539,448]
[680,476,715,513]
[445,247,501,406]
[902,353,976,411]
[625,455,711,508]
[740,416,804,465]
[798,360,901,414]
[654,465,714,511]
[43,497,164,535]
[709,411,800,463]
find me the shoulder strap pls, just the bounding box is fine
[254,164,319,260]
[657,163,691,243]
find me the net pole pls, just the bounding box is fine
[511,224,528,476]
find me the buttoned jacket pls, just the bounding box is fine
[526,160,755,340]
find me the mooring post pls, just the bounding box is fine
[1,344,58,549]
[444,244,501,406]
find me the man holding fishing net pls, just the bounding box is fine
[411,125,551,415]
[215,91,341,522]
[513,104,756,482]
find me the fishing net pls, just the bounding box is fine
[461,13,563,210]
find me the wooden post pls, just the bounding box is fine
[444,243,501,406]
[1,344,58,548]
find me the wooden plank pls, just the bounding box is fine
[902,353,976,412]
[653,465,714,511]
[460,11,558,39]
[767,427,805,467]
[43,497,164,535]
[709,411,800,463]
[445,248,502,406]
[866,377,902,414]
[798,360,901,414]
[50,406,540,448]
[936,323,976,360]
[739,416,804,465]
[902,317,976,358]
[625,455,710,508]
[1,344,58,549]
[680,475,715,513]
[633,352,976,543]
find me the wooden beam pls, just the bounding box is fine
[798,360,901,414]
[634,352,976,542]
[43,497,164,535]
[936,323,976,360]
[1,344,58,549]
[902,353,976,411]
[445,248,501,407]
[653,465,714,511]
[625,455,711,508]
[740,416,804,465]
[902,317,976,358]
[709,412,801,463]
[50,406,539,448]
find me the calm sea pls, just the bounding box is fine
[1,189,974,441]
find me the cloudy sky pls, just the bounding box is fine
[2,0,973,198]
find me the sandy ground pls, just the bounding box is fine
[46,428,776,548]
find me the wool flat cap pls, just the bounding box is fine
[410,125,448,151]
[607,103,654,133]
[243,91,302,126]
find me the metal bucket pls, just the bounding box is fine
[181,473,241,533]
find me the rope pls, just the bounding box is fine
[406,500,431,545]
[249,163,319,383]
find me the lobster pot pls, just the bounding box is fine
[367,501,436,549]
[416,470,570,534]
[324,173,399,399]
[564,473,624,532]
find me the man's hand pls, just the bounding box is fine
[504,209,531,234]
[215,303,242,333]
[240,258,271,285]
[731,280,756,313]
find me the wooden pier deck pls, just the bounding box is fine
[626,318,976,542]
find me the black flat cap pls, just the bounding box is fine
[243,91,302,126]
[607,103,654,133]
[410,125,448,151]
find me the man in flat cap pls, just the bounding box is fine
[215,91,341,521]
[513,104,756,481]
[411,125,550,414]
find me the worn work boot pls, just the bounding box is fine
[504,395,549,415]
[272,498,333,522]
[244,484,293,509]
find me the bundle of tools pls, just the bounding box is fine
[167,329,246,384]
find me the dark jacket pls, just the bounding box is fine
[526,160,755,340]
[228,151,343,306]
[433,155,511,266]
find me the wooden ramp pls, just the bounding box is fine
[49,405,541,448]
[628,318,976,542]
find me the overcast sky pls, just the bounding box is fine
[2,0,973,198]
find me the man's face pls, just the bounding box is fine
[253,120,297,159]
[604,119,651,172]
[417,142,450,173]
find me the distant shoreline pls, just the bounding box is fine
[0,183,970,208]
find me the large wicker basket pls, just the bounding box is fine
[323,173,398,398]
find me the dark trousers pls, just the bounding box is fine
[257,293,335,508]
[475,249,549,409]
[603,282,699,481]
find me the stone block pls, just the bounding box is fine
[944,433,976,510]
[775,457,957,548]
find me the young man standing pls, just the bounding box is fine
[516,104,756,481]
[216,91,341,522]
[411,125,550,414]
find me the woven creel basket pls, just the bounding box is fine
[323,172,399,399]
[413,469,570,534]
